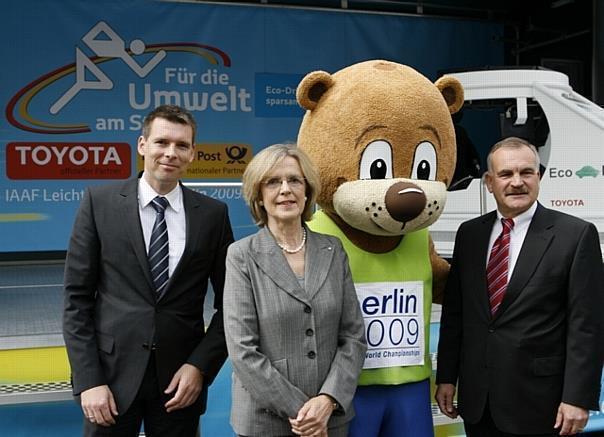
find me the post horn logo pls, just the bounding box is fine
[225,145,247,164]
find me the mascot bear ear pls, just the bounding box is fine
[297,70,334,111]
[435,75,464,115]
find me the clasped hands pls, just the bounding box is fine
[289,394,335,437]
[81,363,202,426]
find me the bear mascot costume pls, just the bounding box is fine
[296,59,464,436]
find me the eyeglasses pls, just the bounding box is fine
[262,176,306,190]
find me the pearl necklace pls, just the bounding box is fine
[276,228,307,254]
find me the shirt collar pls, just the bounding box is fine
[496,201,537,229]
[138,174,183,212]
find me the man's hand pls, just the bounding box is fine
[81,384,118,427]
[164,363,203,412]
[435,383,458,419]
[554,402,588,435]
[289,394,334,436]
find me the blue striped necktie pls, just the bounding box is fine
[149,196,169,294]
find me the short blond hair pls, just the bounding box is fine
[242,143,321,226]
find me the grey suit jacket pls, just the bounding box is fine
[63,178,234,414]
[224,226,367,436]
[437,203,604,434]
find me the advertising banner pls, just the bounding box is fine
[1,0,503,251]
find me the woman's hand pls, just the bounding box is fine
[289,394,335,436]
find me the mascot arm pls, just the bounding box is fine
[430,235,450,305]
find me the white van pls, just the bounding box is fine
[429,68,604,435]
[432,68,604,260]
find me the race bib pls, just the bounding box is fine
[356,281,425,369]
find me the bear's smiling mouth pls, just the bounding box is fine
[369,219,396,233]
[367,210,408,234]
[369,214,431,233]
[333,178,447,236]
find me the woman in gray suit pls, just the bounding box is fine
[224,144,366,437]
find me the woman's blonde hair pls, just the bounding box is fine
[242,143,321,226]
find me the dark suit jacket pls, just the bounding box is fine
[436,203,604,434]
[63,178,234,415]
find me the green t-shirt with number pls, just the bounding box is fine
[308,210,433,385]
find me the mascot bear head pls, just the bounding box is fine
[297,59,463,255]
[297,60,463,299]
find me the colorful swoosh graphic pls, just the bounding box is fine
[5,43,231,134]
[0,213,48,222]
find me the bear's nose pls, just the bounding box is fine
[384,182,426,223]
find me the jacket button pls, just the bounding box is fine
[306,329,314,337]
[307,351,316,359]
[488,328,495,333]
[304,306,312,313]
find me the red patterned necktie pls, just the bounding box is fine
[487,217,515,315]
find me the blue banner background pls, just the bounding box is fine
[1,0,503,251]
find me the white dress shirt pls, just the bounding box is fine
[487,202,538,280]
[138,175,187,276]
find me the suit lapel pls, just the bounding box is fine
[304,229,334,300]
[157,185,199,302]
[476,212,498,319]
[119,179,155,294]
[252,227,309,304]
[496,204,553,319]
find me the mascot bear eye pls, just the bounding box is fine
[411,141,437,181]
[359,140,393,180]
[370,159,387,179]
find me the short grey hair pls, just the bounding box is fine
[486,137,541,172]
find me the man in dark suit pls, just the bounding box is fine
[63,105,234,436]
[436,137,604,436]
